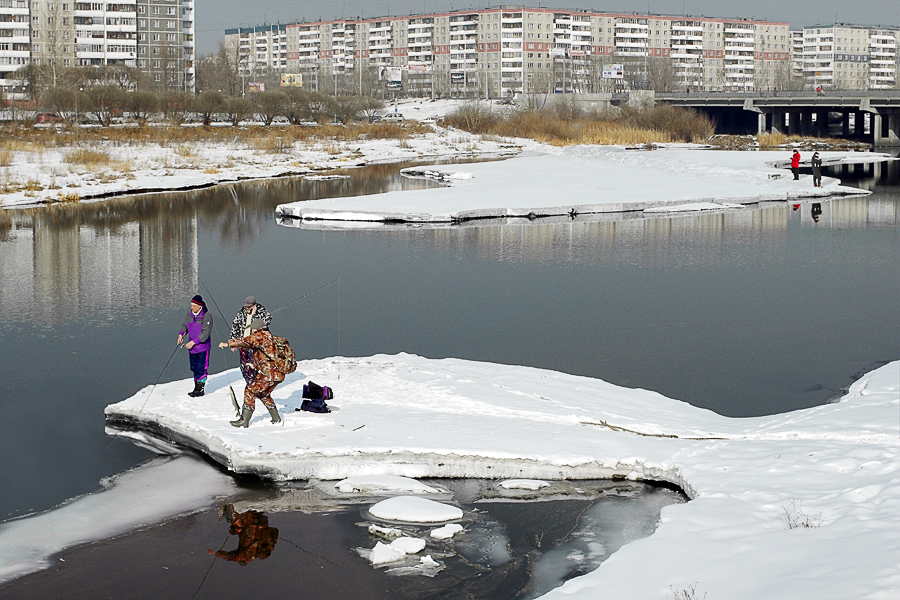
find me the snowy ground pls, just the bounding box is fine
[98,354,900,600]
[0,98,518,210]
[276,147,888,227]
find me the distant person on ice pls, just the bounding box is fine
[811,152,823,187]
[229,296,272,384]
[177,295,212,397]
[791,150,801,180]
[220,319,283,427]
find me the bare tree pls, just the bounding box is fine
[224,97,255,126]
[127,91,159,126]
[193,90,225,126]
[251,90,288,125]
[647,57,679,92]
[84,86,128,127]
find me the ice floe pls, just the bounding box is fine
[103,353,900,600]
[276,148,887,227]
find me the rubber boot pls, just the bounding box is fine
[230,406,253,428]
[189,382,205,398]
[267,406,282,424]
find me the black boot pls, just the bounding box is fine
[188,382,205,397]
[267,406,282,424]
[230,406,253,428]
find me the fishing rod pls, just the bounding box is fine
[272,278,340,314]
[199,278,242,417]
[137,341,183,415]
[274,277,343,379]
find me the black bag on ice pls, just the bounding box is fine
[299,381,333,413]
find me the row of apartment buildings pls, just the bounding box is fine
[0,0,195,97]
[224,8,900,97]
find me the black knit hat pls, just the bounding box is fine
[191,295,204,306]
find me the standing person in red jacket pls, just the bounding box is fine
[219,319,283,427]
[790,150,801,180]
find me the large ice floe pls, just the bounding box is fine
[104,354,900,599]
[275,147,889,228]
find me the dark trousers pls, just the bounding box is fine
[791,167,800,180]
[189,350,209,383]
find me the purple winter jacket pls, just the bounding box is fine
[179,307,212,354]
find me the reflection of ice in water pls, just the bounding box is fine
[454,516,513,567]
[523,487,684,600]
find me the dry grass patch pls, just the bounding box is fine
[444,103,714,145]
[65,148,112,166]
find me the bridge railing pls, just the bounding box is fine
[656,90,900,99]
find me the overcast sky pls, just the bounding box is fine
[196,0,900,55]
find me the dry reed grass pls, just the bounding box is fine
[444,103,714,145]
[64,148,111,165]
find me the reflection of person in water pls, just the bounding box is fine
[811,202,823,223]
[208,504,279,565]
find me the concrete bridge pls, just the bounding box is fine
[655,91,900,146]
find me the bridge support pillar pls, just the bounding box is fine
[771,110,785,135]
[789,111,802,135]
[887,112,900,145]
[842,111,851,137]
[873,114,883,145]
[802,111,814,136]
[758,112,767,135]
[815,110,828,138]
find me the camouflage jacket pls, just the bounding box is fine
[227,329,285,383]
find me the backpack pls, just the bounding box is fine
[299,381,332,413]
[268,336,297,374]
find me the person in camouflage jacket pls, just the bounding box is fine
[220,318,283,427]
[229,296,272,384]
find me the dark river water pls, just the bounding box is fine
[0,154,898,597]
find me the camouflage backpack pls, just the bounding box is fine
[268,336,297,374]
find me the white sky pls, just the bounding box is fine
[196,0,900,55]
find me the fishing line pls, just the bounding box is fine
[199,278,242,416]
[337,277,341,380]
[271,278,340,314]
[190,531,231,600]
[280,536,342,569]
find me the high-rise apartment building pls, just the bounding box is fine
[225,8,795,97]
[794,24,899,90]
[0,0,194,98]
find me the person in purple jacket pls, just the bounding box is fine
[177,294,213,397]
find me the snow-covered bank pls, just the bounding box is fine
[276,148,887,228]
[0,124,518,211]
[0,454,237,584]
[104,354,900,599]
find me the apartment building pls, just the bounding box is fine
[225,8,795,97]
[0,0,194,98]
[796,24,899,90]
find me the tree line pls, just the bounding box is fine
[13,64,384,127]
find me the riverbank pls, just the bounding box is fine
[0,118,520,210]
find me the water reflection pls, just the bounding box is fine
[210,504,279,566]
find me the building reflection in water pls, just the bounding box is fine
[0,202,198,325]
[1,163,897,325]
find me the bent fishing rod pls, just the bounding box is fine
[199,278,242,417]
